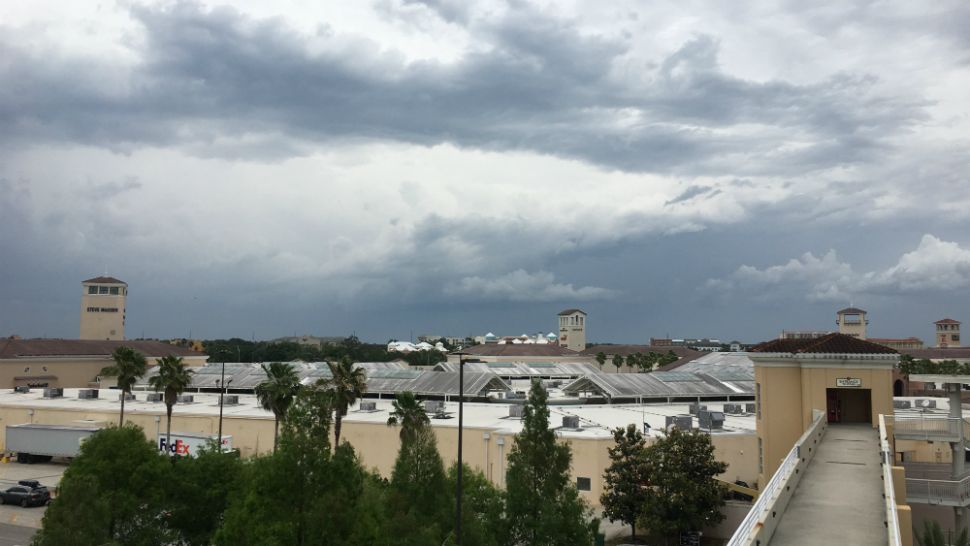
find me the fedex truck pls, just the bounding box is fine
[158,433,232,457]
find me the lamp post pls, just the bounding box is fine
[452,349,470,545]
[216,349,231,452]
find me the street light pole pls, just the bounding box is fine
[217,361,225,449]
[453,350,469,545]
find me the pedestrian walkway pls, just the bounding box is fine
[769,424,886,546]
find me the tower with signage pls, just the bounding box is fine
[80,276,128,340]
[557,309,587,352]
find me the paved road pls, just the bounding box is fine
[770,424,885,546]
[0,523,35,546]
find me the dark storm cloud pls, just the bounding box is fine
[0,2,928,175]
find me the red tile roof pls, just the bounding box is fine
[837,307,867,314]
[452,344,580,357]
[557,308,587,316]
[935,318,961,325]
[82,276,127,285]
[0,339,202,359]
[869,337,923,344]
[751,333,897,354]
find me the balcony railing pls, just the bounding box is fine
[892,414,963,441]
[905,475,970,506]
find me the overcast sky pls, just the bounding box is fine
[2,1,969,344]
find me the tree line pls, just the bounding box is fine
[594,350,681,373]
[185,335,447,367]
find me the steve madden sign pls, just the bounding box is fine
[836,377,862,388]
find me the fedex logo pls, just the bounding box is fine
[159,438,192,456]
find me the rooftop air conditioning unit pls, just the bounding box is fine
[78,389,99,399]
[916,399,937,409]
[424,400,445,413]
[177,395,194,404]
[224,395,239,405]
[745,403,757,414]
[42,388,63,399]
[699,410,725,430]
[562,415,581,429]
[146,393,163,403]
[723,403,743,414]
[359,401,377,412]
[13,386,30,394]
[508,405,525,418]
[665,415,693,431]
[506,391,526,400]
[119,393,136,402]
[688,403,707,416]
[893,400,912,410]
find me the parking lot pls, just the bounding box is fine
[0,460,68,542]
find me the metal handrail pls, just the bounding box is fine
[726,410,826,546]
[892,414,962,438]
[879,415,903,546]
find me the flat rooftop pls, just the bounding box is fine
[0,388,757,440]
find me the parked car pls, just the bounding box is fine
[0,481,51,507]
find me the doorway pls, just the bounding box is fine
[826,388,872,423]
[893,379,904,397]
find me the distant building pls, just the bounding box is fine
[273,335,344,348]
[935,318,961,348]
[836,307,868,339]
[79,276,128,341]
[557,309,587,352]
[869,337,924,351]
[649,337,722,351]
[779,330,830,340]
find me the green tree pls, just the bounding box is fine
[601,424,649,541]
[33,424,175,546]
[322,356,367,446]
[255,362,300,451]
[446,463,505,546]
[386,391,429,442]
[640,428,727,542]
[504,381,594,546]
[148,355,195,452]
[100,346,148,427]
[387,425,450,545]
[915,520,968,546]
[216,390,372,546]
[595,352,607,372]
[612,353,624,374]
[167,445,244,545]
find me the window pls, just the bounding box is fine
[576,477,591,491]
[758,437,764,474]
[98,286,109,294]
[755,382,761,419]
[954,335,961,342]
[87,286,97,295]
[109,287,120,295]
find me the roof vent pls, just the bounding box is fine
[699,410,724,430]
[118,393,136,402]
[665,415,692,431]
[688,403,707,416]
[146,393,163,403]
[13,386,30,394]
[78,389,99,400]
[224,395,239,405]
[424,400,445,413]
[562,415,581,429]
[893,400,912,410]
[915,399,937,409]
[42,388,63,399]
[508,405,525,418]
[723,403,743,414]
[745,403,756,414]
[359,401,377,412]
[177,395,194,404]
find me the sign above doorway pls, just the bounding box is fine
[836,377,862,388]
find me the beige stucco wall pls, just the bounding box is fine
[755,357,895,483]
[0,402,758,510]
[79,292,127,341]
[0,356,208,390]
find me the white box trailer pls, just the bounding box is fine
[158,432,232,457]
[6,424,101,463]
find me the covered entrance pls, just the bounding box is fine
[826,388,872,423]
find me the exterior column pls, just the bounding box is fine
[949,383,966,534]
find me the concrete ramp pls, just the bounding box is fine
[769,424,886,546]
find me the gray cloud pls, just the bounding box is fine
[0,2,930,175]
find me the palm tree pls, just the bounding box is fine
[595,352,607,372]
[322,356,367,447]
[916,520,968,546]
[254,362,300,451]
[612,353,623,374]
[101,346,148,427]
[148,355,194,453]
[386,391,429,442]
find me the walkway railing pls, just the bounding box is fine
[879,415,903,546]
[906,475,970,506]
[892,414,962,440]
[726,410,826,546]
